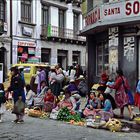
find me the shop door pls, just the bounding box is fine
[57,50,68,70]
[41,48,50,64]
[72,51,80,66]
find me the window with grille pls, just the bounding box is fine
[73,12,79,34]
[21,0,32,23]
[42,5,49,26]
[59,9,65,37]
[96,41,109,76]
[59,9,65,28]
[0,0,5,21]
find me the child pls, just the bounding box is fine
[83,91,100,118]
[0,83,6,122]
[26,84,35,109]
[12,94,25,123]
[44,88,55,112]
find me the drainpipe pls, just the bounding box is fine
[10,0,13,64]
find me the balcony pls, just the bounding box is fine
[41,24,86,43]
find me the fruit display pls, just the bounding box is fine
[40,112,50,119]
[134,117,140,124]
[28,107,42,118]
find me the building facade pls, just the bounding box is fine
[0,0,11,82]
[10,0,86,71]
[81,0,140,91]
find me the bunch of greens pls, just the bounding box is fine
[57,107,83,122]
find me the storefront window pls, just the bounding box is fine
[0,0,5,21]
[17,46,38,63]
[96,41,109,76]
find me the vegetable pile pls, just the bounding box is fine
[57,107,83,122]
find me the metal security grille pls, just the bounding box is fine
[21,0,32,23]
[0,0,5,21]
[42,5,49,26]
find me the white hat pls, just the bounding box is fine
[70,79,75,82]
[77,75,85,80]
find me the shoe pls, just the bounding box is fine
[17,120,24,124]
[12,119,18,123]
[0,120,2,123]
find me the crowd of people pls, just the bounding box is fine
[0,64,140,124]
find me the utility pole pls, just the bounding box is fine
[10,0,13,64]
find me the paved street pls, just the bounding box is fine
[0,111,140,140]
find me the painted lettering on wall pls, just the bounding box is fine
[85,8,100,26]
[104,7,120,16]
[126,1,140,16]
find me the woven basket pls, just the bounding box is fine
[28,107,42,117]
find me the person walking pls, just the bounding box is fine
[8,66,26,123]
[108,69,134,120]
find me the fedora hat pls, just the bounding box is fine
[70,79,75,83]
[77,75,85,80]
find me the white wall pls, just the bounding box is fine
[50,6,59,27]
[66,3,73,30]
[34,0,42,39]
[12,0,21,36]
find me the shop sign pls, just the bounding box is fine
[18,41,36,47]
[28,48,35,54]
[84,0,140,27]
[85,7,101,26]
[22,26,33,37]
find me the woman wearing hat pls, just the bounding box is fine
[8,66,26,123]
[77,75,88,97]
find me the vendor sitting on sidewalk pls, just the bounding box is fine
[43,88,55,112]
[54,88,79,112]
[83,91,101,118]
[95,93,114,122]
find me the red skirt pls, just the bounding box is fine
[134,93,140,108]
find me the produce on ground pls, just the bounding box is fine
[57,107,84,123]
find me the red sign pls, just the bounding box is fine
[85,8,101,26]
[18,41,36,47]
[84,0,140,27]
[104,7,120,16]
[126,1,140,16]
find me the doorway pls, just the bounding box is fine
[57,50,68,70]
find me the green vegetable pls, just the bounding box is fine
[57,107,83,122]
